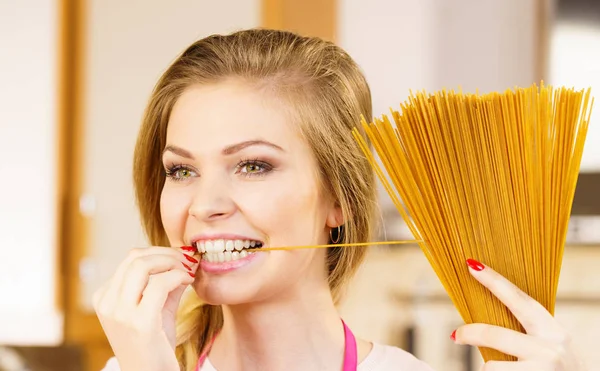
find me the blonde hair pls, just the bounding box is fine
[133,29,378,370]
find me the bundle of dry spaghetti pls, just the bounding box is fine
[352,82,593,362]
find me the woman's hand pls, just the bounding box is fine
[93,246,199,371]
[452,259,586,371]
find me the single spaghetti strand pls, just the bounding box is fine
[252,239,422,252]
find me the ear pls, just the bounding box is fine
[326,202,344,229]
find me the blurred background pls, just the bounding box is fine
[1,0,599,370]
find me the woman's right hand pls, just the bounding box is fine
[93,246,199,371]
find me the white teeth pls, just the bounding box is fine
[197,239,260,253]
[214,240,225,252]
[201,248,258,263]
[197,239,262,263]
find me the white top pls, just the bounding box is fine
[101,343,435,371]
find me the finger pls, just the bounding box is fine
[103,246,197,304]
[454,323,553,360]
[92,282,111,318]
[110,246,195,286]
[117,254,196,309]
[466,259,557,335]
[138,269,194,322]
[480,360,542,371]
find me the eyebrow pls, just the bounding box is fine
[222,140,285,155]
[163,145,194,159]
[162,140,284,159]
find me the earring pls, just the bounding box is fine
[330,225,343,244]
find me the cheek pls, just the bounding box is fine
[233,175,325,244]
[160,186,192,242]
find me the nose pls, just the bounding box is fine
[188,176,236,222]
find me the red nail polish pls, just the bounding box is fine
[182,262,192,271]
[181,245,197,252]
[188,272,196,278]
[185,254,199,264]
[466,258,484,271]
[450,330,456,341]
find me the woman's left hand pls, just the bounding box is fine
[451,259,586,371]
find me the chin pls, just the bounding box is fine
[192,278,268,306]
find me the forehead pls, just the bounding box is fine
[167,81,300,151]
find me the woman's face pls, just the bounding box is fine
[160,80,341,305]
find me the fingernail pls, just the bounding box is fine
[185,254,199,264]
[181,245,198,252]
[466,258,484,271]
[450,329,456,342]
[182,262,192,271]
[188,272,196,278]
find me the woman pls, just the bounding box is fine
[95,29,585,370]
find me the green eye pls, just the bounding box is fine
[176,168,192,178]
[237,159,273,177]
[165,165,196,182]
[244,163,262,173]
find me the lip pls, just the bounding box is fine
[189,233,265,246]
[199,250,264,274]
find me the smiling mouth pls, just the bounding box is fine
[192,239,264,263]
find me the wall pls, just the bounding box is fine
[550,21,600,172]
[0,0,62,345]
[338,0,537,121]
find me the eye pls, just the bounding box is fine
[165,164,197,182]
[176,168,193,178]
[242,163,262,173]
[236,159,273,177]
